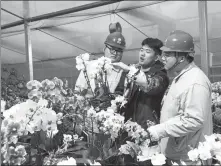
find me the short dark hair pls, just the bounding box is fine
[141,38,163,55]
[186,55,194,63]
[177,52,194,63]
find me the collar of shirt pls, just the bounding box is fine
[112,67,121,73]
[174,62,196,83]
[141,67,150,72]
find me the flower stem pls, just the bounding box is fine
[81,57,95,97]
[25,106,41,130]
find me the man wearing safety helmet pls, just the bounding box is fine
[75,22,127,97]
[74,23,128,161]
[147,30,213,165]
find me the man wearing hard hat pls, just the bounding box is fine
[75,22,127,97]
[147,30,213,165]
[74,23,128,161]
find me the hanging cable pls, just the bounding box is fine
[37,28,90,53]
[1,8,90,53]
[1,45,26,55]
[1,45,41,60]
[115,13,149,37]
[2,8,23,19]
[115,2,121,11]
[2,32,24,38]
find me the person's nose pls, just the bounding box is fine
[140,52,145,57]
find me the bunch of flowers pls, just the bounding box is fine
[1,98,62,165]
[1,68,28,109]
[2,99,61,136]
[56,157,77,165]
[212,82,221,94]
[96,108,125,140]
[26,77,67,107]
[43,133,84,165]
[86,106,125,144]
[26,77,87,134]
[116,119,157,163]
[110,95,128,110]
[1,145,27,165]
[85,104,156,164]
[212,92,221,107]
[123,120,151,146]
[75,53,90,71]
[75,53,112,80]
[187,134,221,165]
[75,53,114,110]
[133,134,221,166]
[212,82,221,108]
[211,82,221,133]
[86,94,128,138]
[87,56,112,80]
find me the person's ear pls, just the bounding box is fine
[155,55,160,61]
[180,56,185,63]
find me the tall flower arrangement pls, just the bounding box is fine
[75,53,114,110]
[74,53,158,165]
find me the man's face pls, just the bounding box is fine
[161,51,177,70]
[139,45,157,67]
[104,45,123,63]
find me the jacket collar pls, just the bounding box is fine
[140,60,165,74]
[174,62,196,83]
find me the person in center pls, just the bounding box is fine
[113,37,169,129]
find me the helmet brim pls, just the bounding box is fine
[104,42,125,50]
[160,46,195,53]
[160,46,173,52]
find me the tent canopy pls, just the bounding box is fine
[2,1,221,84]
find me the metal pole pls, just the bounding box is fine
[0,0,2,164]
[23,1,34,80]
[2,1,122,30]
[198,1,210,77]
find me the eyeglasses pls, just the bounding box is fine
[162,52,176,58]
[105,45,123,55]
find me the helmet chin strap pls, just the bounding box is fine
[167,52,183,71]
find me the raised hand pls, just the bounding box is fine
[112,62,130,71]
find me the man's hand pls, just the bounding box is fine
[112,62,130,71]
[147,126,160,142]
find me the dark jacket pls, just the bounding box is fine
[121,60,169,129]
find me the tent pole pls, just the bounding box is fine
[0,0,2,164]
[23,1,33,80]
[1,1,122,30]
[198,1,210,77]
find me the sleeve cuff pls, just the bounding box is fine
[148,123,168,140]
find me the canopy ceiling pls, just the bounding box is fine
[2,1,221,68]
